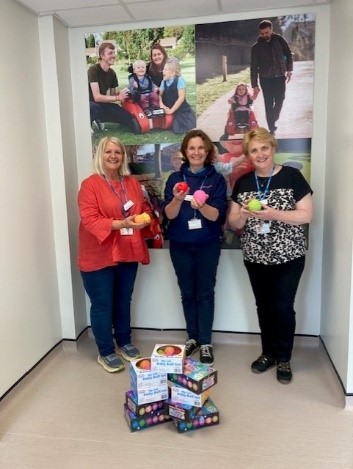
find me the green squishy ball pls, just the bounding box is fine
[247,199,262,212]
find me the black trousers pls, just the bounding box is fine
[244,256,305,362]
[260,76,286,132]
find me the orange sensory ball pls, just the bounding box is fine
[135,212,151,223]
[138,359,151,370]
[164,346,175,356]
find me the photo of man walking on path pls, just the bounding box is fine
[250,19,293,136]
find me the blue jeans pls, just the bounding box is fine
[81,263,138,356]
[169,239,221,345]
[244,256,305,362]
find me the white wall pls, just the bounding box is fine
[69,5,328,336]
[3,0,353,400]
[321,0,353,394]
[0,0,62,397]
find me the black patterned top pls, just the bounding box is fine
[231,165,312,265]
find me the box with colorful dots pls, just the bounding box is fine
[170,383,212,408]
[168,357,218,394]
[125,390,166,418]
[164,399,200,422]
[172,398,220,433]
[124,404,171,432]
[151,344,186,374]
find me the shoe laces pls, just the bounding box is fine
[277,361,291,371]
[258,355,272,364]
[122,344,134,351]
[185,339,197,350]
[105,353,118,363]
[200,345,212,358]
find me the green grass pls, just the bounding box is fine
[275,153,311,182]
[91,57,196,146]
[196,67,251,117]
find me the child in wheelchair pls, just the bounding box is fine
[221,83,258,139]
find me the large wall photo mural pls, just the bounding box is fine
[85,13,315,248]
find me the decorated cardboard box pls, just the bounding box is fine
[168,357,218,394]
[130,383,168,405]
[124,404,171,432]
[151,344,186,374]
[164,399,199,422]
[125,390,166,417]
[172,398,220,433]
[170,383,211,408]
[129,358,168,389]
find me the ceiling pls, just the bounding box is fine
[13,0,330,29]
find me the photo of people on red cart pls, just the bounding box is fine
[84,14,315,249]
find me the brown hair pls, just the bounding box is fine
[149,43,168,74]
[98,42,115,60]
[258,20,273,30]
[180,129,216,166]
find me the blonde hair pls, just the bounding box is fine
[132,59,146,71]
[164,57,181,77]
[242,127,278,156]
[92,137,131,177]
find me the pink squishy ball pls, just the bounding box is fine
[193,190,209,204]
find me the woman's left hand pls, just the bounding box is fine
[190,198,206,210]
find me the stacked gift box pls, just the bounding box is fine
[124,344,185,432]
[124,344,220,433]
[165,356,220,433]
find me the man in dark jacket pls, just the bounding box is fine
[250,20,293,135]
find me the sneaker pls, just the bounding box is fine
[200,345,214,366]
[251,354,276,374]
[97,353,125,373]
[117,343,141,362]
[277,361,292,384]
[185,339,200,357]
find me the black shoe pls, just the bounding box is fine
[185,339,200,357]
[144,108,153,118]
[277,361,292,384]
[200,344,214,366]
[251,354,276,374]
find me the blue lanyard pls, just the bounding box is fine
[103,175,130,214]
[254,165,275,200]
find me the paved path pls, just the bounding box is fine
[197,61,314,142]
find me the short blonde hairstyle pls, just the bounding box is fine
[132,59,147,71]
[92,137,130,177]
[242,127,278,156]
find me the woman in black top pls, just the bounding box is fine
[228,127,313,384]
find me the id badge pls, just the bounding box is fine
[124,200,134,211]
[120,228,133,235]
[188,218,202,230]
[256,221,270,235]
[184,195,193,202]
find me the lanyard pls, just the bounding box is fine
[183,172,208,218]
[103,175,130,215]
[254,165,275,200]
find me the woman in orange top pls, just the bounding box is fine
[78,136,152,373]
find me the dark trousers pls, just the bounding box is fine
[244,256,305,362]
[260,76,286,132]
[169,239,221,345]
[81,263,138,356]
[90,101,134,128]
